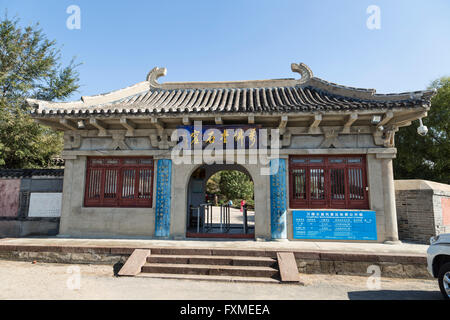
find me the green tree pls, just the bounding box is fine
[206,172,221,195]
[394,77,450,184]
[0,16,79,168]
[218,171,254,202]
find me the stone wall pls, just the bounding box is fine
[395,180,450,244]
[0,169,63,237]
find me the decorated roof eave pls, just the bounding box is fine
[32,106,429,121]
[27,62,436,116]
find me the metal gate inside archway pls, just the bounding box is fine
[186,165,255,239]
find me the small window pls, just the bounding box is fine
[348,158,362,164]
[291,158,308,164]
[289,156,368,209]
[84,157,154,207]
[329,158,345,164]
[309,158,323,164]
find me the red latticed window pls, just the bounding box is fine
[289,156,369,209]
[84,157,154,207]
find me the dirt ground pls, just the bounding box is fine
[0,260,443,300]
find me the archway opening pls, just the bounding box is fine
[186,165,255,239]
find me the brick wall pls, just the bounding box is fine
[395,180,450,244]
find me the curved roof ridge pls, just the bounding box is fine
[27,62,436,115]
[308,77,435,103]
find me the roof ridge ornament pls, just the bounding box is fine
[147,67,167,88]
[291,63,313,84]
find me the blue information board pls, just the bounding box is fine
[292,210,377,241]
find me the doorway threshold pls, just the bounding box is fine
[186,232,255,239]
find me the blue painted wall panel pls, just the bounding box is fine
[270,159,287,239]
[154,159,172,237]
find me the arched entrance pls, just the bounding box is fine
[186,164,255,239]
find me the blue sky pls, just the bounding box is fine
[2,0,449,99]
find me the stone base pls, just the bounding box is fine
[384,240,402,245]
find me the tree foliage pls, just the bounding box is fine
[0,15,79,168]
[217,171,254,201]
[394,77,450,184]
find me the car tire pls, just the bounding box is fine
[438,262,450,300]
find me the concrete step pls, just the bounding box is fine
[146,254,277,267]
[141,263,279,278]
[147,247,278,258]
[137,273,281,284]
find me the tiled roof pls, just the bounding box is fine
[28,63,435,117]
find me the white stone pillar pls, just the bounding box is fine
[381,157,400,243]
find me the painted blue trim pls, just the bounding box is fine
[270,158,287,239]
[154,159,172,237]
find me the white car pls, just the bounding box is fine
[427,233,450,299]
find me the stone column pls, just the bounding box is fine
[269,158,287,240]
[154,159,172,238]
[381,157,400,243]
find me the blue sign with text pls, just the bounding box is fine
[292,210,377,241]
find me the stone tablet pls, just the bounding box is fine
[28,193,62,217]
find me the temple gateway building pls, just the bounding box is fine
[28,63,434,243]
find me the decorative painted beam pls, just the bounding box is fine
[342,113,358,133]
[89,118,108,136]
[59,119,78,131]
[248,115,255,124]
[308,114,322,134]
[120,117,137,136]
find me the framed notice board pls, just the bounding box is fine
[292,210,377,241]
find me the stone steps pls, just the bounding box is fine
[137,273,281,284]
[146,254,277,267]
[141,262,279,278]
[144,247,279,258]
[138,249,283,282]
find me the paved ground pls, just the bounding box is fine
[0,237,428,256]
[188,206,255,234]
[0,260,442,300]
[210,206,255,226]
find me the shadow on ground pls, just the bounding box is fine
[113,261,124,277]
[348,290,443,300]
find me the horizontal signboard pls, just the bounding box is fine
[292,210,377,241]
[177,125,261,149]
